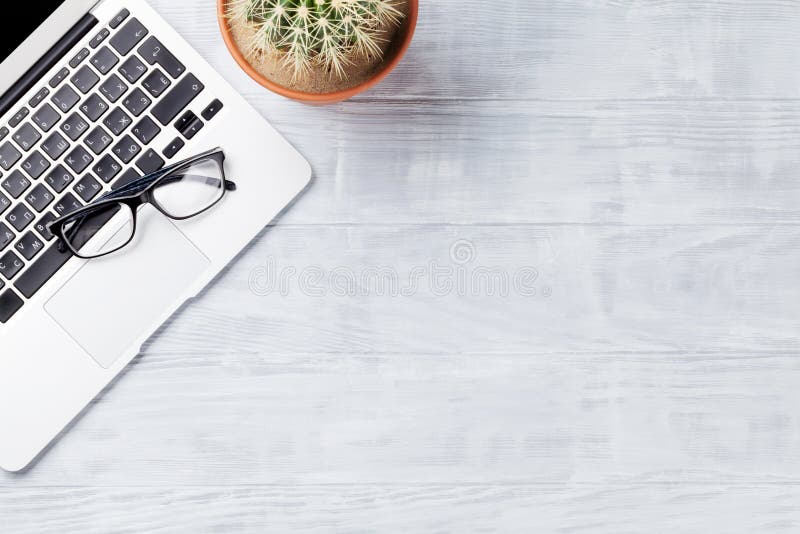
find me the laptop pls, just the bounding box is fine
[0,0,311,471]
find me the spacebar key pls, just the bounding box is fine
[152,74,204,126]
[15,244,73,299]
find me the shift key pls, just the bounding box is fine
[151,74,204,126]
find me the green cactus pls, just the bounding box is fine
[227,0,403,80]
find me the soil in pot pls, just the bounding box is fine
[228,0,411,94]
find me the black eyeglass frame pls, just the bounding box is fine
[47,147,236,260]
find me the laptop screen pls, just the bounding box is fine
[0,1,68,62]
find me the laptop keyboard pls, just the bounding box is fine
[0,8,225,324]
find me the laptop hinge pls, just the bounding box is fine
[0,13,98,118]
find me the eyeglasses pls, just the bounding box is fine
[48,148,236,259]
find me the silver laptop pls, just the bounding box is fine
[0,0,311,471]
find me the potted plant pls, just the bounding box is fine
[217,0,418,104]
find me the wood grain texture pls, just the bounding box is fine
[3,0,800,531]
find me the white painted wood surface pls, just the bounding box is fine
[4,0,800,531]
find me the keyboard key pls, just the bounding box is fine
[15,241,72,298]
[90,46,119,75]
[45,165,74,193]
[162,137,184,159]
[174,110,197,132]
[31,103,60,132]
[93,154,122,183]
[183,117,204,140]
[0,141,22,170]
[21,151,50,180]
[35,212,57,241]
[0,289,23,323]
[25,184,55,212]
[75,174,102,202]
[81,94,110,122]
[0,193,9,216]
[60,113,89,141]
[65,146,93,174]
[110,8,130,29]
[112,167,141,190]
[152,74,204,126]
[28,87,50,108]
[138,37,185,79]
[142,69,171,97]
[0,251,24,280]
[0,222,13,250]
[52,85,80,112]
[131,116,160,144]
[49,67,70,88]
[118,55,147,83]
[15,232,44,260]
[0,127,9,141]
[109,18,149,56]
[8,107,29,128]
[103,107,132,136]
[99,74,128,103]
[89,28,110,49]
[13,123,41,151]
[2,171,31,199]
[69,47,90,68]
[136,149,164,174]
[71,65,100,94]
[6,203,34,232]
[41,132,70,160]
[122,88,151,117]
[201,99,223,121]
[112,135,141,164]
[54,192,82,216]
[84,126,113,155]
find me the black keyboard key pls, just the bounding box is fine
[138,37,185,79]
[65,145,93,174]
[162,137,184,159]
[15,232,44,261]
[93,154,122,183]
[174,110,197,132]
[0,289,23,323]
[110,8,130,29]
[45,165,75,193]
[136,149,164,175]
[122,88,151,117]
[0,251,24,280]
[75,174,102,202]
[112,135,141,164]
[15,243,72,299]
[0,127,9,141]
[71,65,100,94]
[80,94,110,122]
[6,203,34,232]
[109,18,149,56]
[112,167,141,190]
[99,74,128,103]
[118,55,147,83]
[142,69,171,97]
[89,28,110,49]
[183,118,204,140]
[201,99,223,121]
[2,171,31,199]
[69,47,90,68]
[25,184,55,213]
[84,126,113,155]
[54,193,82,216]
[21,151,50,180]
[52,85,80,112]
[0,223,13,250]
[0,193,9,216]
[13,123,41,152]
[28,87,50,108]
[41,132,70,160]
[49,67,70,88]
[90,46,119,75]
[31,103,60,132]
[8,107,29,128]
[60,112,89,141]
[152,74,204,126]
[104,107,132,136]
[35,212,57,241]
[0,141,21,170]
[131,116,160,144]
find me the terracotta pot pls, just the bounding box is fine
[217,0,418,104]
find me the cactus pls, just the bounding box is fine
[227,0,404,80]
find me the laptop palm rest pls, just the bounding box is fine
[44,206,210,368]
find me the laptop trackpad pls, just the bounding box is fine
[45,207,210,368]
